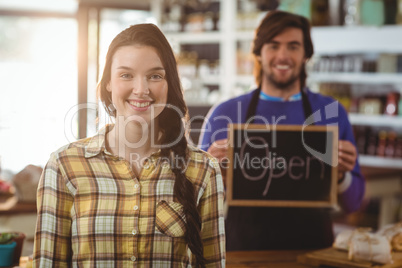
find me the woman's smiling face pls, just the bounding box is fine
[107,45,168,124]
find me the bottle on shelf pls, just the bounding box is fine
[384,0,398,25]
[360,0,385,26]
[397,0,402,24]
[394,135,402,158]
[376,130,387,157]
[278,0,312,20]
[366,130,378,156]
[344,0,360,25]
[311,0,330,26]
[385,131,397,157]
[385,92,400,116]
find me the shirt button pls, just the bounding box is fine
[131,256,136,262]
[133,205,139,211]
[132,229,137,235]
[134,184,139,189]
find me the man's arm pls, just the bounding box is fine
[336,106,366,213]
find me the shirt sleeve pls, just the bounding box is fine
[198,103,233,152]
[33,152,74,267]
[337,103,366,213]
[198,157,226,267]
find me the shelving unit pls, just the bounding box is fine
[308,72,402,85]
[164,32,222,44]
[349,113,402,128]
[151,0,402,168]
[311,26,402,55]
[307,27,402,169]
[359,155,402,169]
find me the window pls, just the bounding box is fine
[0,15,77,173]
[0,2,155,174]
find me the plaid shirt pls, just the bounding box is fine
[33,125,225,267]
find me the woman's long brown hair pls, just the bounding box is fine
[98,24,205,267]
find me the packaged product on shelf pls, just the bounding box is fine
[278,0,311,20]
[398,0,402,24]
[385,131,397,157]
[385,92,400,115]
[394,135,402,158]
[378,54,399,73]
[384,0,398,25]
[366,131,378,156]
[376,130,387,157]
[358,97,383,115]
[360,0,385,26]
[353,125,367,155]
[344,0,360,25]
[311,0,330,26]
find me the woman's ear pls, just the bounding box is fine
[106,82,111,92]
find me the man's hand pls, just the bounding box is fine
[207,139,229,186]
[338,140,357,182]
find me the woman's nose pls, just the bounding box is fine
[132,77,149,95]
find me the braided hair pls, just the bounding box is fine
[98,24,205,267]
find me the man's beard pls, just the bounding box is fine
[267,73,299,90]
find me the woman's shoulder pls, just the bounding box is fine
[51,136,97,160]
[187,144,220,169]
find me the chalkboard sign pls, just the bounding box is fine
[226,124,338,208]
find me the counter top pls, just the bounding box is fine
[226,250,312,267]
[0,200,36,215]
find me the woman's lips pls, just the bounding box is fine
[127,100,152,111]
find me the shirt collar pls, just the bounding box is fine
[259,91,302,102]
[84,124,113,158]
[84,124,163,160]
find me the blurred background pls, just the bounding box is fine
[0,0,402,257]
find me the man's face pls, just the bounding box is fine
[257,27,306,90]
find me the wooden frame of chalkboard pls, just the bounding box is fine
[226,124,338,208]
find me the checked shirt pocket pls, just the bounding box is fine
[155,200,186,237]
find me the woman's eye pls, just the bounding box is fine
[121,73,132,79]
[149,74,164,80]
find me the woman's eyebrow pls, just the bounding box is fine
[116,66,165,71]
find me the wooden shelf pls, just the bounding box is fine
[308,72,402,84]
[359,155,402,169]
[234,25,402,54]
[311,25,402,55]
[166,31,222,44]
[349,113,402,127]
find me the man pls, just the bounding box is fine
[198,10,365,250]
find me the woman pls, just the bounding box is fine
[33,24,225,267]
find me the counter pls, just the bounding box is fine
[227,250,311,267]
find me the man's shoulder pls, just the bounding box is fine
[307,89,349,122]
[307,89,346,110]
[307,89,336,104]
